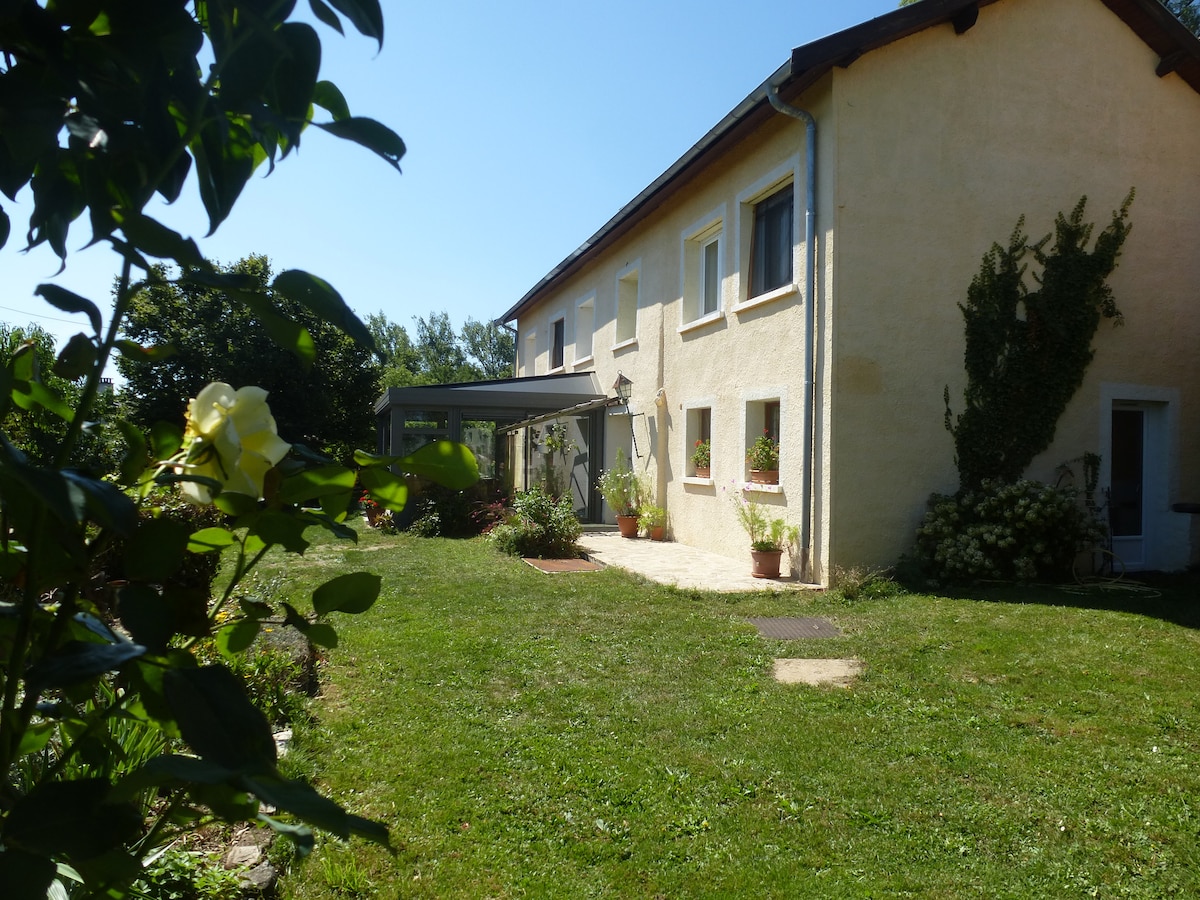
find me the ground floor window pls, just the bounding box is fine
[745,399,781,481]
[686,406,712,476]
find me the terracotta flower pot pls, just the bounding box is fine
[616,515,640,538]
[749,469,779,485]
[750,548,783,578]
[649,525,665,542]
[694,466,711,479]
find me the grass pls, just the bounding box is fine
[261,525,1200,898]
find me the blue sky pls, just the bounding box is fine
[1,1,898,353]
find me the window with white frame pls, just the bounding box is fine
[682,212,724,324]
[686,406,713,477]
[748,185,793,298]
[551,316,565,370]
[745,398,781,479]
[615,266,639,346]
[575,294,595,363]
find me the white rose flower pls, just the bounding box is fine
[178,382,291,505]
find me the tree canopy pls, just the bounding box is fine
[369,310,515,387]
[118,256,379,463]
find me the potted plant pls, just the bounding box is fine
[596,448,642,537]
[746,431,779,484]
[734,496,797,578]
[638,504,667,541]
[691,438,711,479]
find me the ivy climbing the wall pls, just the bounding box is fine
[945,192,1134,490]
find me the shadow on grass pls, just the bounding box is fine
[948,570,1200,629]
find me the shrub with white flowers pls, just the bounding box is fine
[913,479,1105,583]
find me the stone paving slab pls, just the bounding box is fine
[773,658,863,687]
[577,531,812,593]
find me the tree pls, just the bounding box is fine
[368,311,515,386]
[462,317,516,381]
[1,322,120,474]
[945,193,1133,489]
[366,310,421,387]
[1164,0,1200,34]
[118,256,379,464]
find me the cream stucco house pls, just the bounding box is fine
[382,0,1200,583]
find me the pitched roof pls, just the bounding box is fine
[496,0,1200,324]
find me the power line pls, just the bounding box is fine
[0,302,95,328]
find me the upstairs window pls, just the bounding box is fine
[616,267,639,346]
[682,211,724,325]
[749,185,793,298]
[575,295,595,363]
[551,317,565,370]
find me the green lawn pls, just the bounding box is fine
[265,527,1200,898]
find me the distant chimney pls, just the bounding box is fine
[98,377,114,395]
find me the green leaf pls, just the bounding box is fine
[26,640,147,690]
[320,489,353,521]
[115,339,176,363]
[305,622,338,648]
[321,0,383,46]
[312,572,382,616]
[312,79,350,120]
[214,492,260,517]
[116,584,177,654]
[52,333,97,380]
[33,284,102,335]
[228,287,317,369]
[257,813,315,854]
[277,465,356,504]
[0,848,56,900]
[16,720,55,755]
[241,772,391,847]
[249,510,310,554]
[315,117,404,171]
[271,270,374,348]
[217,619,261,655]
[188,527,237,553]
[117,213,204,267]
[123,518,190,581]
[12,379,73,421]
[361,440,480,489]
[4,779,142,860]
[358,466,407,512]
[150,420,184,459]
[116,418,148,484]
[61,470,139,535]
[164,665,276,771]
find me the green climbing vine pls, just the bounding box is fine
[945,191,1134,489]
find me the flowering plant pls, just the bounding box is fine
[691,438,711,469]
[746,431,779,471]
[596,448,643,516]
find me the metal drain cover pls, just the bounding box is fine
[747,617,842,639]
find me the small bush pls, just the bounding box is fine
[828,567,904,602]
[130,847,243,900]
[489,487,582,559]
[912,478,1104,583]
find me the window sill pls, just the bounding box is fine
[733,283,799,315]
[742,481,784,495]
[547,365,565,375]
[573,355,594,369]
[678,310,725,335]
[611,338,638,353]
[682,476,714,487]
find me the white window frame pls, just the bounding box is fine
[614,260,641,350]
[742,387,787,494]
[679,205,726,332]
[734,156,802,313]
[682,398,716,485]
[574,292,596,367]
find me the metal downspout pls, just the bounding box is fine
[766,83,817,583]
